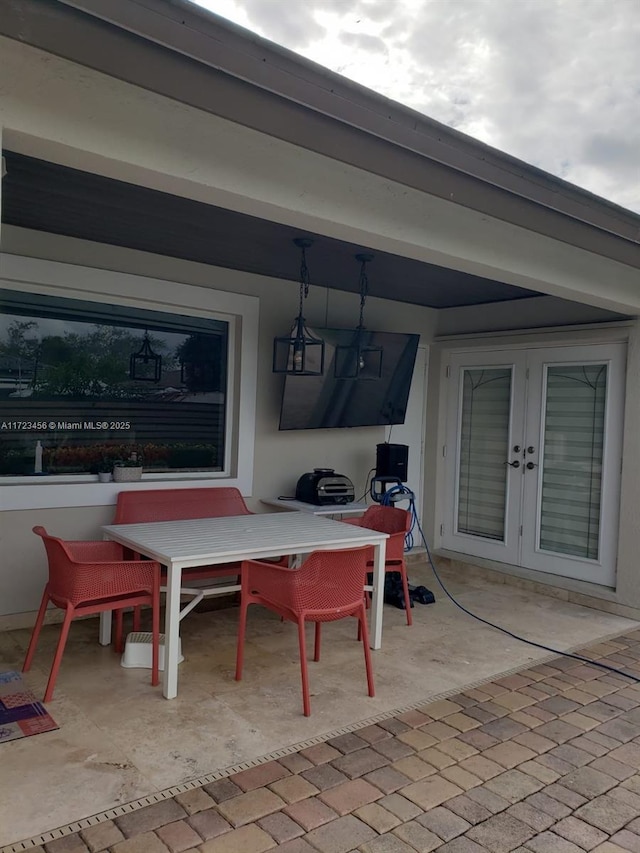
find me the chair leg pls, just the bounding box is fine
[297,617,311,716]
[314,622,321,662]
[43,606,75,703]
[357,604,375,698]
[132,605,142,632]
[114,609,124,653]
[235,600,249,681]
[22,587,51,673]
[357,579,370,642]
[399,564,413,626]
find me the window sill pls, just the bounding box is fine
[0,473,248,511]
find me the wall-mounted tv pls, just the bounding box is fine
[279,328,419,430]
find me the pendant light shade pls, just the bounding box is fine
[273,238,325,376]
[334,253,383,380]
[129,330,162,382]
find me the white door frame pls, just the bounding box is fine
[441,340,625,585]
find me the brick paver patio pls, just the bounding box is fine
[13,629,640,853]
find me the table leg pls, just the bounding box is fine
[369,542,384,649]
[99,611,112,646]
[99,532,113,645]
[163,562,182,699]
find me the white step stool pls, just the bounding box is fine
[120,632,184,671]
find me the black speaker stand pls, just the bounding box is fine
[370,476,403,503]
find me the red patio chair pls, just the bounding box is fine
[24,526,161,702]
[344,505,413,625]
[235,546,375,716]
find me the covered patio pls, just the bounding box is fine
[2,0,640,639]
[1,558,638,849]
[2,2,640,851]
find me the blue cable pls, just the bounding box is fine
[378,483,416,551]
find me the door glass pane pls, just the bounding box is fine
[539,364,607,560]
[457,368,511,540]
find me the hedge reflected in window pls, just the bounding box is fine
[0,289,228,476]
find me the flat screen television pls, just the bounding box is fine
[278,328,419,430]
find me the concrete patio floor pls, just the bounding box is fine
[1,561,639,851]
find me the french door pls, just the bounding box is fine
[442,343,625,585]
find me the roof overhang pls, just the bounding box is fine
[0,0,638,275]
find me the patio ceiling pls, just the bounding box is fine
[0,150,540,309]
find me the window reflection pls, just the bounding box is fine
[0,290,228,476]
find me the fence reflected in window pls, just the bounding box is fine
[0,289,228,476]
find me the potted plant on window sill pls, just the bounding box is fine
[112,454,143,482]
[97,457,113,483]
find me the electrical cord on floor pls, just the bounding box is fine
[384,487,640,685]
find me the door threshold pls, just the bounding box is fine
[434,549,640,621]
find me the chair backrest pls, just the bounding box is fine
[275,546,371,616]
[358,505,410,562]
[33,526,155,609]
[113,487,252,524]
[33,525,78,600]
[359,505,410,534]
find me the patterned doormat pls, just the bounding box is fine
[0,672,58,743]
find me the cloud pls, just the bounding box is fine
[191,0,640,213]
[584,134,639,172]
[239,0,327,46]
[339,31,388,53]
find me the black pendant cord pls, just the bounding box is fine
[354,252,374,333]
[293,244,310,341]
[358,257,369,330]
[297,244,310,322]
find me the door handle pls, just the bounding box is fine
[505,460,521,468]
[526,461,538,470]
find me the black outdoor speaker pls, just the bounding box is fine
[376,443,409,482]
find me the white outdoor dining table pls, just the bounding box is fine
[102,512,388,699]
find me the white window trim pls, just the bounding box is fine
[0,253,258,510]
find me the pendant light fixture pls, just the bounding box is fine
[273,238,325,376]
[334,253,383,380]
[129,330,162,382]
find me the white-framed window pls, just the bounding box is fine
[0,255,258,510]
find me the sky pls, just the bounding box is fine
[191,0,640,214]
